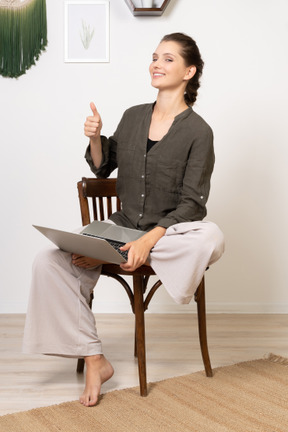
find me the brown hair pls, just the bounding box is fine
[161,33,204,106]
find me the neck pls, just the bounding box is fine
[154,90,188,118]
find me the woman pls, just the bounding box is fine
[23,33,224,407]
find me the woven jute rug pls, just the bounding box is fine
[1,354,288,432]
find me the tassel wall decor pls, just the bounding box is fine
[0,0,47,78]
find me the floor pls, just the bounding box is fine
[0,313,287,416]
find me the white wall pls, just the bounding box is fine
[1,0,288,314]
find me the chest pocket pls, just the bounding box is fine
[154,160,186,194]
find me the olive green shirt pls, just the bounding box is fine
[85,103,214,232]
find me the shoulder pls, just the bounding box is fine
[186,108,213,138]
[122,103,153,119]
[114,103,153,136]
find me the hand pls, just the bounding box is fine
[84,102,102,143]
[120,226,166,272]
[119,238,151,272]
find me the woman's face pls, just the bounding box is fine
[149,41,194,91]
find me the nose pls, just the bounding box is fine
[151,63,161,74]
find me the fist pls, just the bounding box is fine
[84,102,102,140]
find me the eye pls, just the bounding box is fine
[152,57,157,62]
[165,58,173,62]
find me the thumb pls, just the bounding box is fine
[120,242,131,251]
[90,101,99,118]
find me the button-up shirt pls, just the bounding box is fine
[85,103,214,232]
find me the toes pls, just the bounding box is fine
[79,393,98,407]
[88,396,98,407]
[79,395,86,405]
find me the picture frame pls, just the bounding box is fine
[64,0,109,63]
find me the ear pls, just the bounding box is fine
[184,65,197,81]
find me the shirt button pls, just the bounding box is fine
[141,194,144,197]
[139,213,143,217]
[200,196,204,200]
[141,175,145,179]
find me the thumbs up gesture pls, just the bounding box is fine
[84,102,103,143]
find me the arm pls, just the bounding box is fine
[84,102,103,169]
[85,107,126,179]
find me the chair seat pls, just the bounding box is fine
[102,263,156,276]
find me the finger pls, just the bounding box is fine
[85,124,100,133]
[120,262,134,271]
[120,242,130,251]
[123,251,143,271]
[120,262,137,272]
[90,101,99,118]
[86,116,100,124]
[84,121,100,130]
[120,249,134,268]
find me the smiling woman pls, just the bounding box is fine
[148,33,203,140]
[153,33,204,106]
[23,32,225,408]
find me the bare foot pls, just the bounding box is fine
[79,355,114,407]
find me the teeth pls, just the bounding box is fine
[154,73,164,76]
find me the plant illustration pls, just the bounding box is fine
[80,20,95,50]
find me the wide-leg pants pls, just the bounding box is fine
[23,221,224,357]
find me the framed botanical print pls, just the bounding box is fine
[64,0,109,63]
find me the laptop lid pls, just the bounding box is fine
[81,220,146,243]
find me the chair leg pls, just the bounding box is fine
[134,322,137,358]
[195,277,213,377]
[77,358,85,374]
[133,274,148,396]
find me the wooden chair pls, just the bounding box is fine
[76,177,212,396]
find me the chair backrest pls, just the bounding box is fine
[77,177,121,226]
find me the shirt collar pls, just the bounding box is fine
[150,102,192,122]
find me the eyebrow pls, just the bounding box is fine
[152,52,177,57]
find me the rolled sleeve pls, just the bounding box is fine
[85,135,117,178]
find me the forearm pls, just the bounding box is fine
[141,226,166,250]
[90,136,103,169]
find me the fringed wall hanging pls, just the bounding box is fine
[0,0,47,78]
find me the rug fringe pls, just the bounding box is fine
[265,353,288,365]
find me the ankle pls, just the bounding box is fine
[85,354,102,360]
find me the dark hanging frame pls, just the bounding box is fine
[124,0,171,16]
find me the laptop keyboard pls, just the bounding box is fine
[82,233,128,261]
[107,239,128,260]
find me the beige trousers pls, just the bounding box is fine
[23,221,224,357]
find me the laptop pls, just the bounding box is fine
[33,221,146,264]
